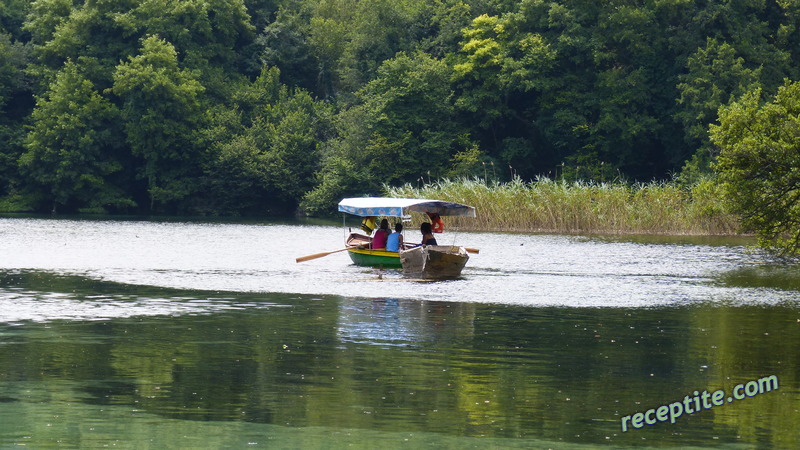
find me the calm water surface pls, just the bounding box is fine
[1,217,799,448]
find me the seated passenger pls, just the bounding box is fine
[420,222,438,246]
[386,223,404,252]
[371,219,390,249]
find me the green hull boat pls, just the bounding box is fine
[346,247,402,268]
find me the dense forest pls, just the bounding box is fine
[1,0,798,216]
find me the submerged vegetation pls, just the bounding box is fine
[389,178,739,236]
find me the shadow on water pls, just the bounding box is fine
[0,269,299,325]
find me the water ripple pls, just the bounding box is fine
[1,217,797,311]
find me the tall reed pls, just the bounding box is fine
[387,177,740,235]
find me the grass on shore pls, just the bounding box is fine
[387,177,740,235]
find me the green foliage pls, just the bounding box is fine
[416,0,473,57]
[259,6,322,94]
[116,0,255,75]
[676,38,762,153]
[112,35,206,209]
[25,0,141,90]
[302,51,479,214]
[20,60,131,212]
[0,0,30,40]
[712,81,800,255]
[262,0,431,98]
[0,29,32,200]
[3,0,800,222]
[201,66,333,215]
[300,150,371,217]
[453,12,555,126]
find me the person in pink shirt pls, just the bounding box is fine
[371,219,390,249]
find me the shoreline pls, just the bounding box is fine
[3,176,747,238]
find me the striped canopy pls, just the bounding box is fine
[338,197,476,218]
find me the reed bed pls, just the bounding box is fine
[387,177,740,235]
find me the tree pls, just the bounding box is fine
[711,80,800,256]
[201,66,333,215]
[453,12,555,128]
[676,38,762,163]
[303,51,478,214]
[258,6,321,94]
[24,0,141,89]
[118,0,256,90]
[0,0,31,41]
[24,0,255,99]
[19,60,131,212]
[262,0,431,99]
[359,51,477,182]
[0,31,32,200]
[112,35,206,210]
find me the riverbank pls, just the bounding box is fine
[1,177,742,236]
[387,177,741,235]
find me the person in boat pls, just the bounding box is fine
[386,223,404,252]
[420,222,438,246]
[426,212,444,233]
[371,219,390,249]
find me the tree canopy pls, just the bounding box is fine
[1,0,799,216]
[712,81,800,256]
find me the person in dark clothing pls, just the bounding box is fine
[420,222,438,246]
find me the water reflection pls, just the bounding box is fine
[0,271,798,447]
[717,264,800,291]
[337,299,475,348]
[0,271,285,324]
[2,217,800,447]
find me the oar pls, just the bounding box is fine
[405,242,479,254]
[296,247,350,263]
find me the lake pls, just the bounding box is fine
[1,216,798,448]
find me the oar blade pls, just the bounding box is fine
[295,252,331,263]
[295,247,350,263]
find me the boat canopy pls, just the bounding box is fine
[338,197,476,218]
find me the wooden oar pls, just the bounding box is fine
[296,247,350,263]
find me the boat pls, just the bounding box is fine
[399,245,470,279]
[344,232,403,268]
[337,197,477,278]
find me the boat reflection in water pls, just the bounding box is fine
[336,298,476,348]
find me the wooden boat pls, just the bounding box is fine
[338,197,476,278]
[399,245,469,279]
[345,232,403,268]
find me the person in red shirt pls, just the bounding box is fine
[371,219,390,249]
